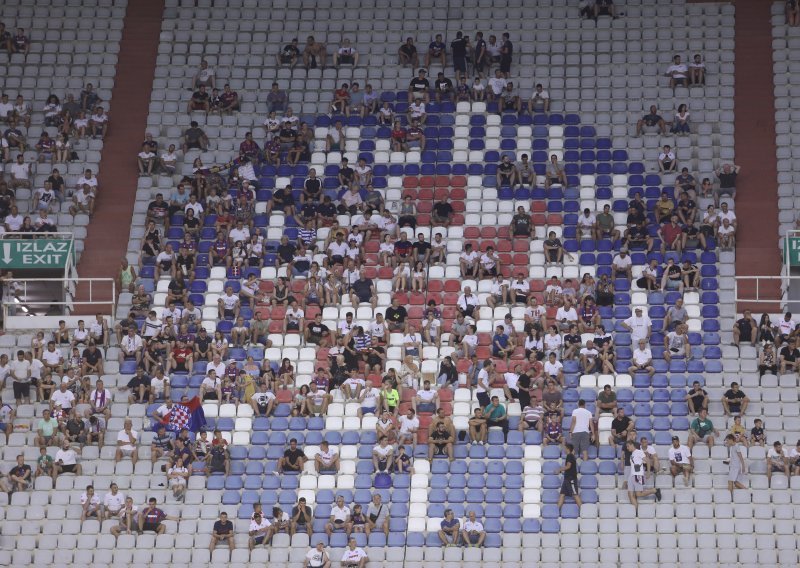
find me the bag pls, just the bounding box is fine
[368,505,382,523]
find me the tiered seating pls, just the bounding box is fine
[772,1,800,245]
[8,0,800,566]
[0,0,124,260]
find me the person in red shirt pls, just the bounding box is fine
[390,120,408,152]
[658,214,684,255]
[330,83,350,115]
[238,133,261,162]
[168,339,194,373]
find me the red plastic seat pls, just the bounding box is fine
[403,177,419,188]
[450,175,467,187]
[480,227,497,238]
[419,176,435,188]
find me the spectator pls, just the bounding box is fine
[182,120,209,153]
[167,456,189,501]
[103,482,125,520]
[427,421,454,461]
[35,408,59,447]
[569,399,595,461]
[325,495,351,536]
[722,381,750,416]
[789,439,800,475]
[717,217,735,250]
[671,103,691,134]
[528,83,550,113]
[8,154,31,190]
[407,68,430,103]
[628,338,655,377]
[248,511,272,550]
[192,59,215,89]
[292,497,314,537]
[304,542,331,568]
[767,441,789,487]
[315,440,340,473]
[0,396,14,444]
[277,40,300,69]
[10,27,30,55]
[544,153,567,188]
[139,497,179,534]
[759,344,778,377]
[109,496,139,536]
[333,38,358,68]
[365,494,389,536]
[665,55,688,90]
[438,508,461,546]
[780,337,800,375]
[688,53,706,84]
[636,105,667,135]
[461,511,486,548]
[667,435,693,485]
[207,430,230,475]
[626,441,661,508]
[397,408,420,450]
[114,418,139,465]
[608,408,635,447]
[557,443,582,511]
[595,384,617,417]
[398,37,419,68]
[8,454,31,493]
[500,82,522,113]
[685,380,708,415]
[54,438,82,478]
[469,407,488,444]
[341,538,368,567]
[713,163,740,207]
[688,408,719,448]
[209,511,235,551]
[658,144,677,172]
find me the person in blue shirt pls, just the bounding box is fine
[438,508,460,546]
[492,325,515,360]
[425,34,446,69]
[484,396,509,442]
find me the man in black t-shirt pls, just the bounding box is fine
[713,163,740,207]
[291,497,313,536]
[636,105,666,135]
[510,205,533,238]
[408,68,430,103]
[722,381,749,416]
[413,234,432,264]
[337,158,354,187]
[780,339,800,374]
[732,310,756,346]
[450,31,467,81]
[434,72,454,103]
[495,155,519,189]
[432,198,454,227]
[279,438,306,472]
[305,314,331,347]
[349,271,376,308]
[557,443,582,510]
[385,297,408,332]
[188,85,210,114]
[608,408,635,446]
[210,512,235,551]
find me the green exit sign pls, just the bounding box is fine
[0,239,73,269]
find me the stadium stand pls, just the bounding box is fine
[0,0,125,260]
[1,1,800,567]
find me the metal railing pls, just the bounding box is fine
[733,275,789,310]
[2,277,116,329]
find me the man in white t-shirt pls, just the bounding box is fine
[9,154,31,190]
[103,482,126,519]
[357,379,381,418]
[340,537,368,567]
[626,440,661,508]
[622,308,652,342]
[577,208,597,242]
[555,299,578,332]
[461,510,486,547]
[666,55,688,89]
[397,408,420,449]
[305,542,331,568]
[54,440,82,479]
[194,59,216,89]
[314,440,340,473]
[248,512,272,550]
[629,338,655,377]
[325,495,351,536]
[569,399,595,461]
[114,419,139,465]
[611,248,633,281]
[51,382,75,411]
[372,436,395,472]
[766,441,789,486]
[528,83,550,112]
[668,435,693,485]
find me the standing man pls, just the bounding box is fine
[724,434,747,497]
[557,443,582,511]
[626,440,661,509]
[569,399,595,462]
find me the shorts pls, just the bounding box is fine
[251,534,267,545]
[280,54,294,63]
[60,464,76,473]
[453,57,466,72]
[142,522,160,532]
[628,473,645,493]
[361,406,376,415]
[286,322,300,332]
[417,402,435,413]
[338,54,354,65]
[523,418,539,430]
[12,382,30,399]
[223,309,235,318]
[468,532,481,544]
[500,58,511,73]
[483,266,498,277]
[560,477,578,497]
[728,467,746,484]
[571,431,590,456]
[185,141,202,150]
[771,464,786,473]
[715,187,735,197]
[672,77,686,85]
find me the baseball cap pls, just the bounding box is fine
[620,246,628,253]
[635,307,642,312]
[671,436,679,441]
[418,68,427,74]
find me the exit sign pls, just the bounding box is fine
[0,239,73,269]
